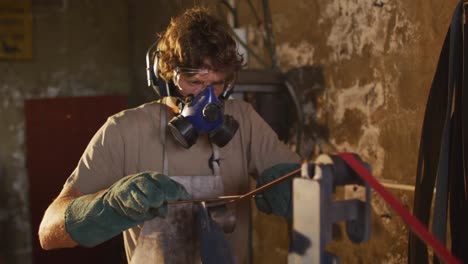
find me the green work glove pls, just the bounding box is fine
[255,163,301,222]
[65,172,190,247]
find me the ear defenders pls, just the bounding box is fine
[145,39,176,97]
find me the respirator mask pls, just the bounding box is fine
[167,67,239,148]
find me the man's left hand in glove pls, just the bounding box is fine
[254,163,301,222]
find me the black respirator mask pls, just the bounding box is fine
[146,41,239,148]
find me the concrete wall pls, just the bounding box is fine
[0,0,459,263]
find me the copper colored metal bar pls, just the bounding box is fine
[169,168,301,205]
[226,168,301,204]
[169,195,242,205]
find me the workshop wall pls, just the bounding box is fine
[0,0,459,263]
[0,1,129,263]
[236,0,459,263]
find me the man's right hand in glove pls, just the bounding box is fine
[39,172,190,249]
[98,172,190,222]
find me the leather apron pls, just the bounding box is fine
[130,102,224,264]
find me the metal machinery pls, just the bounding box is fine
[288,154,372,263]
[185,152,459,263]
[233,69,302,144]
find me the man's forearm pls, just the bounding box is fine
[38,187,85,250]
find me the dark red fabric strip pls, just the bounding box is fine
[337,152,461,264]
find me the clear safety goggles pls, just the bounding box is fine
[174,67,211,76]
[173,67,235,97]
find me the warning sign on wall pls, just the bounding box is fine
[0,0,32,60]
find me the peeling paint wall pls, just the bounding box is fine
[0,1,129,263]
[237,0,458,263]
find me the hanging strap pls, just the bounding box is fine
[449,1,468,262]
[431,3,462,262]
[408,2,463,263]
[409,26,450,264]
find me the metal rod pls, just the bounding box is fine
[169,195,242,205]
[169,168,301,205]
[227,168,301,203]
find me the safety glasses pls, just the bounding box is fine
[173,67,236,99]
[175,67,211,76]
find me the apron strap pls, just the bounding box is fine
[160,98,169,175]
[210,143,221,177]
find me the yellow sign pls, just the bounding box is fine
[0,0,32,60]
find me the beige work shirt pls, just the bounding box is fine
[65,98,300,263]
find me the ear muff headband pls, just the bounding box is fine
[145,38,171,97]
